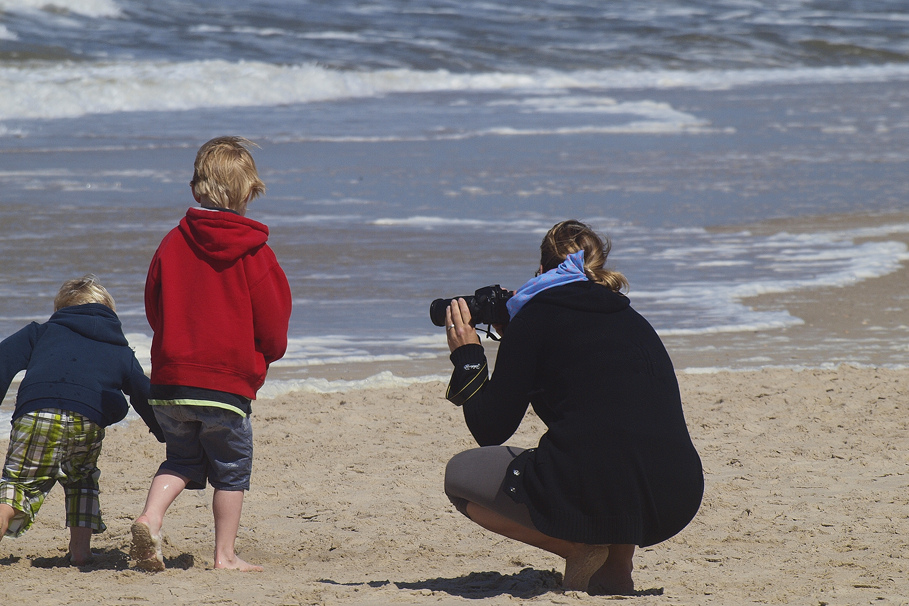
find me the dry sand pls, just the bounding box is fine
[1,365,908,605]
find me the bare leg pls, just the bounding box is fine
[135,471,188,534]
[0,503,15,542]
[131,471,188,571]
[465,502,611,592]
[68,526,93,565]
[212,488,261,571]
[588,543,636,595]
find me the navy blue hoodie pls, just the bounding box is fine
[0,303,164,441]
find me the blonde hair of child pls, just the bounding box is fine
[191,136,266,212]
[540,219,629,293]
[54,274,116,311]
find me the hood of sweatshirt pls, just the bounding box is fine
[526,280,630,315]
[178,207,269,263]
[47,303,129,346]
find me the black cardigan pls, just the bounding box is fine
[447,281,703,547]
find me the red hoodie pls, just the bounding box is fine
[145,207,292,399]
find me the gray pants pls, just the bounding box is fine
[444,445,537,530]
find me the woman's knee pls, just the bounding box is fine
[443,446,521,504]
[443,449,474,499]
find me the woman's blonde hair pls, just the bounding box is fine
[540,220,628,293]
[191,136,265,212]
[54,274,116,311]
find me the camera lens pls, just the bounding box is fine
[429,298,451,327]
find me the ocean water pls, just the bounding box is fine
[2,0,909,412]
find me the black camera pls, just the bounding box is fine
[430,285,513,327]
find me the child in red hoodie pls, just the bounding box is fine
[131,137,292,572]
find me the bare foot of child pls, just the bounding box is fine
[130,519,165,572]
[214,553,263,572]
[68,552,94,566]
[562,544,611,592]
[68,526,94,566]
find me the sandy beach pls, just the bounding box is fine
[1,362,907,605]
[3,213,909,605]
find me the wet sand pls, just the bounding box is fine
[663,210,909,370]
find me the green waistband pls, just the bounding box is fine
[149,398,247,418]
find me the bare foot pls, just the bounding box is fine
[67,552,94,567]
[130,519,165,572]
[588,543,636,595]
[214,553,263,572]
[68,525,94,566]
[588,575,636,596]
[563,544,611,592]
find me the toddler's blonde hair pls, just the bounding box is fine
[55,274,116,311]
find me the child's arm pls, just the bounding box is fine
[123,359,166,442]
[0,323,40,404]
[144,249,164,333]
[251,264,293,365]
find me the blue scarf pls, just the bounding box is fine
[506,250,588,320]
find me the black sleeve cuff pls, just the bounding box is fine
[446,344,489,406]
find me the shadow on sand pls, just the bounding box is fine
[321,567,664,599]
[29,548,195,571]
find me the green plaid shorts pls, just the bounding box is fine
[0,409,106,537]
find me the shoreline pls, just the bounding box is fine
[258,207,909,385]
[3,207,909,421]
[274,207,909,380]
[658,209,909,371]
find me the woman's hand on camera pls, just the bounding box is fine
[446,298,481,352]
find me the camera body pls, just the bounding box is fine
[430,285,513,327]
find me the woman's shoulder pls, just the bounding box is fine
[523,281,630,315]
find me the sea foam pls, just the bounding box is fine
[0,0,121,18]
[3,61,909,122]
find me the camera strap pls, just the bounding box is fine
[478,325,502,342]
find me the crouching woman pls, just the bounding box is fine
[441,220,704,595]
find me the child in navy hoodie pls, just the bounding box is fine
[0,275,164,565]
